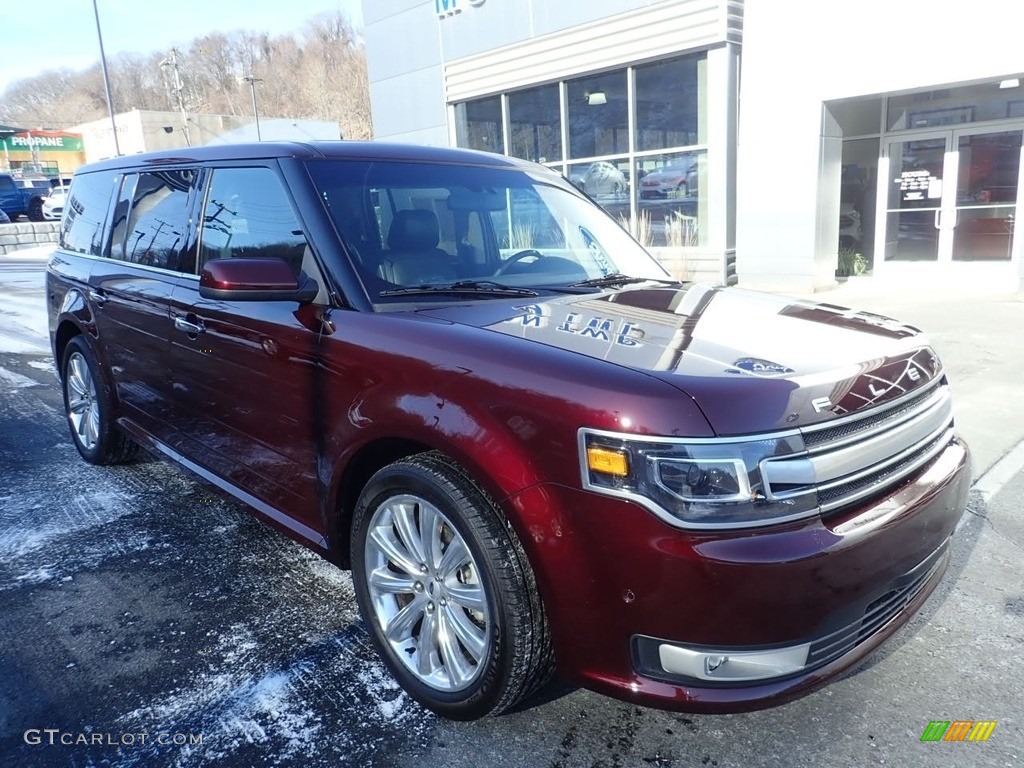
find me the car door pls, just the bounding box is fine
[87,168,204,443]
[166,164,326,538]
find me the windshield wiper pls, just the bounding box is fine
[379,280,539,298]
[568,273,655,288]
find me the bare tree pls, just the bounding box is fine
[0,10,372,139]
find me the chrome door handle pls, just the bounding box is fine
[933,210,941,230]
[88,289,106,306]
[173,316,204,335]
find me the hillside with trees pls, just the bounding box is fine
[0,11,371,140]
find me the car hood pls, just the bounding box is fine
[416,283,942,435]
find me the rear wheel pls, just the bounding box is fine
[27,198,44,222]
[61,336,138,465]
[351,452,553,719]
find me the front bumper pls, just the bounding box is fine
[503,437,970,712]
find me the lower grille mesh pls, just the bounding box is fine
[806,546,946,668]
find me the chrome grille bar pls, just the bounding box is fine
[760,380,955,514]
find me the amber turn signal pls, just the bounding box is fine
[587,446,630,477]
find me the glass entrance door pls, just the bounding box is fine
[883,133,950,261]
[951,128,1021,260]
[883,127,1023,262]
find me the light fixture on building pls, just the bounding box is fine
[585,91,607,106]
[998,78,1021,89]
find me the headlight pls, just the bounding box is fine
[579,428,816,529]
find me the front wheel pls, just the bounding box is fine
[61,336,138,464]
[27,198,44,222]
[351,452,553,719]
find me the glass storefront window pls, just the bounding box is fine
[454,97,504,154]
[567,158,630,221]
[839,138,879,266]
[635,152,706,247]
[635,55,705,151]
[508,85,561,163]
[452,54,715,253]
[887,81,1024,131]
[566,70,628,159]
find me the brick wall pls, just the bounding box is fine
[0,222,60,256]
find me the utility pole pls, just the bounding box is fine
[243,76,263,141]
[92,0,121,156]
[160,48,192,146]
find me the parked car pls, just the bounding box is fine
[41,187,66,221]
[640,161,698,199]
[0,172,48,221]
[48,141,970,721]
[570,160,627,196]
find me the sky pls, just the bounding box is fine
[0,0,364,95]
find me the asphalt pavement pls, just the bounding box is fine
[0,252,1021,767]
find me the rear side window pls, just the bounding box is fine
[197,167,308,277]
[60,172,117,256]
[0,176,15,190]
[108,170,201,270]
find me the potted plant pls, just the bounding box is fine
[836,246,868,282]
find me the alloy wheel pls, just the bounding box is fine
[66,351,100,451]
[363,494,491,692]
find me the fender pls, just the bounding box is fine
[321,384,558,564]
[52,287,97,369]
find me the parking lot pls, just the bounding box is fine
[1,253,1021,767]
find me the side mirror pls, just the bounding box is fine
[199,258,319,302]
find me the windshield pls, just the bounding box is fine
[304,159,670,303]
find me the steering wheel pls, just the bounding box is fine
[495,249,544,276]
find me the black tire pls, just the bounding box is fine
[27,198,44,222]
[351,451,553,720]
[61,336,138,465]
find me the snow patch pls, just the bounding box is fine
[0,365,40,388]
[0,263,50,351]
[0,489,135,560]
[27,358,55,372]
[0,335,45,354]
[355,662,412,723]
[15,566,56,584]
[305,556,354,589]
[119,637,323,765]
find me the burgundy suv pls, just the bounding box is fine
[47,142,970,720]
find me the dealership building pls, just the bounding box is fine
[362,0,1024,291]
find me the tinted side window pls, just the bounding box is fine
[0,176,15,190]
[110,170,200,270]
[198,167,308,276]
[60,172,117,256]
